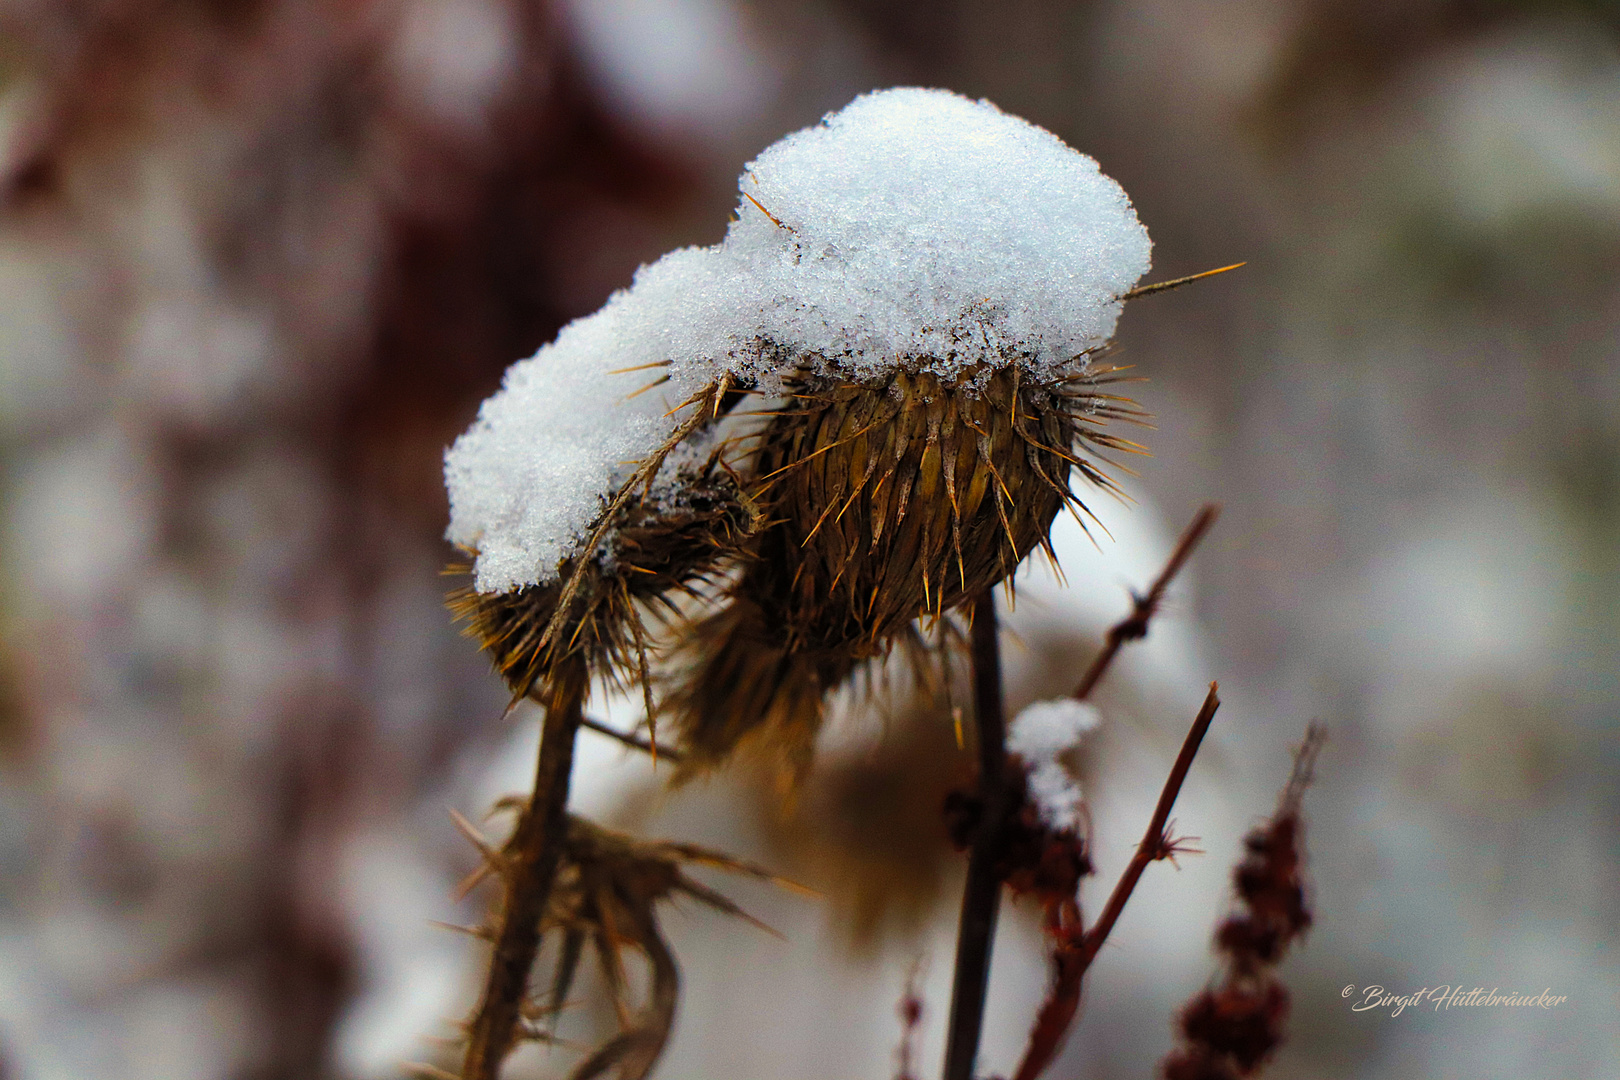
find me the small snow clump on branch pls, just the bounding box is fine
[446,86,1151,594]
[1008,698,1101,831]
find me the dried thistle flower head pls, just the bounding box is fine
[448,444,753,701]
[442,85,1152,740]
[668,362,1143,778]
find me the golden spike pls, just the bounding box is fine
[942,421,966,592]
[977,444,1016,509]
[623,581,660,766]
[449,817,504,899]
[1120,262,1245,302]
[625,374,672,399]
[672,874,784,939]
[743,191,790,230]
[799,482,847,547]
[448,807,500,865]
[754,416,886,483]
[428,920,493,940]
[537,381,721,660]
[834,446,882,525]
[591,906,637,1030]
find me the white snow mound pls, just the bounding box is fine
[446,86,1151,593]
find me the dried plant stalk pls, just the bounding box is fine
[941,589,1010,1080]
[462,657,589,1080]
[941,504,1221,1080]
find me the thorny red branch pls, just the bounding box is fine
[1078,684,1221,970]
[1007,685,1220,1080]
[1072,504,1220,702]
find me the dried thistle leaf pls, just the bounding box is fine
[522,815,802,1080]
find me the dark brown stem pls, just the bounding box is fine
[462,657,588,1080]
[942,590,1008,1080]
[1071,504,1220,702]
[581,715,684,763]
[1077,684,1220,970]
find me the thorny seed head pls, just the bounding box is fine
[666,358,1146,781]
[449,446,755,702]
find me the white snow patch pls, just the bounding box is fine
[446,87,1151,594]
[1008,698,1100,831]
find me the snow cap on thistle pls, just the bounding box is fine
[1008,699,1102,831]
[445,86,1151,596]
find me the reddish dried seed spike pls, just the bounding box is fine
[1161,726,1322,1080]
[1177,982,1288,1073]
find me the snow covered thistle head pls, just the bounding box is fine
[444,87,1153,768]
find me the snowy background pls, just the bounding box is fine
[0,1,1616,1078]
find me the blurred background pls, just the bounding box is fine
[0,0,1616,1077]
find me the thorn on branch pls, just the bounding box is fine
[1079,683,1221,966]
[1154,823,1204,870]
[1073,504,1219,701]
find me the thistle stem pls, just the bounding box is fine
[942,590,1008,1080]
[462,658,588,1080]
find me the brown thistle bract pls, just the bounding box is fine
[527,815,790,1080]
[449,455,755,703]
[669,359,1144,780]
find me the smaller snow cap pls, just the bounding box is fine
[1008,698,1101,831]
